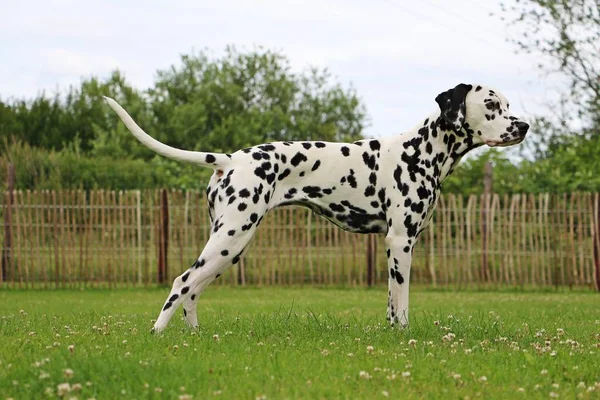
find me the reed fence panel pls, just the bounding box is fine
[1,190,598,290]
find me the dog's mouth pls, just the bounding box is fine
[485,137,525,147]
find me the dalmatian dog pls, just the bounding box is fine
[104,83,528,333]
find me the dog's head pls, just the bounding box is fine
[435,83,529,147]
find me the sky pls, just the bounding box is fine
[0,0,564,141]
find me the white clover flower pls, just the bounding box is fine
[57,383,71,396]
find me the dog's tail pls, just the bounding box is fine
[103,96,230,167]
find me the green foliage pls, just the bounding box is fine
[0,47,368,190]
[1,41,597,194]
[0,140,211,191]
[444,150,522,195]
[147,46,366,153]
[500,0,599,128]
[490,0,600,194]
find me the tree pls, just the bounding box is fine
[499,0,600,157]
[147,46,368,154]
[0,46,369,190]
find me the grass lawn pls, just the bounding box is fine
[0,286,599,399]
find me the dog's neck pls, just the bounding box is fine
[405,113,483,188]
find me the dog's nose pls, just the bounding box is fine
[516,121,529,135]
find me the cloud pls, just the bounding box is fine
[0,0,560,138]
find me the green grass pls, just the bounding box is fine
[0,287,599,399]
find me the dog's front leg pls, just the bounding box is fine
[385,234,413,328]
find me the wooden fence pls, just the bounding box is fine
[1,190,599,290]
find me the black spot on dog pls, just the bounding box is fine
[315,142,326,148]
[362,152,376,170]
[341,146,350,156]
[254,167,267,180]
[417,186,430,200]
[279,169,291,180]
[404,215,418,237]
[290,152,308,167]
[182,271,190,282]
[239,188,250,198]
[311,160,321,171]
[228,229,236,236]
[411,201,424,213]
[206,154,216,164]
[238,203,247,211]
[221,250,229,256]
[369,172,377,185]
[426,142,433,154]
[284,188,297,199]
[303,186,323,198]
[163,302,172,311]
[330,203,345,212]
[302,142,312,150]
[181,286,190,294]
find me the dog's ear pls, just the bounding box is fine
[435,83,473,131]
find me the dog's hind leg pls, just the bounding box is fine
[182,243,252,328]
[151,209,264,333]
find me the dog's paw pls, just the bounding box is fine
[151,325,166,335]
